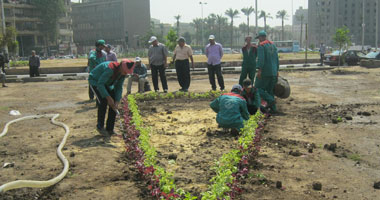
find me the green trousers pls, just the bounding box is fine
[255,76,277,111]
[239,65,256,86]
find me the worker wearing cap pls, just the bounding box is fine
[105,44,118,62]
[239,36,257,86]
[173,37,194,92]
[210,84,250,131]
[255,30,279,113]
[89,59,135,135]
[205,35,225,91]
[148,36,169,93]
[127,57,148,94]
[241,78,261,115]
[88,39,107,100]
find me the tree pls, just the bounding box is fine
[333,26,351,66]
[32,0,65,55]
[165,29,178,51]
[296,14,305,48]
[0,27,18,55]
[276,10,289,40]
[191,18,203,45]
[241,6,255,36]
[225,8,240,48]
[174,15,181,36]
[259,10,272,32]
[216,14,228,43]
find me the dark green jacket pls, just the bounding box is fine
[88,50,106,71]
[257,40,279,77]
[242,45,257,68]
[242,88,261,108]
[88,61,125,102]
[210,93,250,129]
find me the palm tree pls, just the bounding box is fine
[174,15,181,36]
[296,14,305,47]
[259,10,273,32]
[276,10,289,40]
[241,6,255,36]
[216,14,228,42]
[225,8,240,48]
[191,18,203,45]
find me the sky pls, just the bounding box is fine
[150,0,308,27]
[71,0,308,27]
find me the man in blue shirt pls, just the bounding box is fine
[127,57,148,94]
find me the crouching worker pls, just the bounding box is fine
[242,79,261,115]
[89,59,135,135]
[127,57,148,94]
[210,84,250,132]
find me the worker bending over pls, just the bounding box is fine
[241,79,261,115]
[210,84,250,132]
[88,59,135,135]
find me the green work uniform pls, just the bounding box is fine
[88,61,125,102]
[88,50,106,72]
[210,93,250,130]
[242,88,261,115]
[254,40,279,112]
[239,45,257,86]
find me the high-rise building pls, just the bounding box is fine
[308,0,380,48]
[292,7,308,47]
[72,0,150,54]
[0,0,75,56]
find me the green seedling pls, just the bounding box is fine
[348,154,361,162]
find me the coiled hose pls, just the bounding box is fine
[0,114,70,193]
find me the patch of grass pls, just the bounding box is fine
[0,106,9,111]
[348,154,361,162]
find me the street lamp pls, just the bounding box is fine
[199,2,207,45]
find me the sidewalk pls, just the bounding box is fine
[5,63,332,83]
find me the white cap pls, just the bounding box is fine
[231,84,243,91]
[135,57,141,62]
[208,35,215,40]
[148,36,157,43]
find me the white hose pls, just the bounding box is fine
[0,114,70,193]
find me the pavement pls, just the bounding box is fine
[5,63,332,83]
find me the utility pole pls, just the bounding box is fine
[376,0,379,50]
[362,0,365,51]
[199,2,207,45]
[255,0,258,33]
[304,23,308,66]
[291,0,294,40]
[0,0,9,59]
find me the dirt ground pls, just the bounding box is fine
[1,66,380,199]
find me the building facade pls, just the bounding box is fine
[292,7,308,48]
[308,0,380,48]
[72,0,150,54]
[1,0,76,57]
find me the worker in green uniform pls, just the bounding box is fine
[254,30,279,113]
[89,59,135,135]
[241,79,261,115]
[88,39,107,101]
[239,36,257,86]
[210,84,250,131]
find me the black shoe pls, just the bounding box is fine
[155,90,159,93]
[107,130,117,136]
[2,85,7,87]
[164,90,168,93]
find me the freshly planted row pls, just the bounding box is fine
[122,94,265,200]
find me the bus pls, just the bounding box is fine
[273,41,300,53]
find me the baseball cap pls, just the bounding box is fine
[255,30,267,39]
[106,44,112,49]
[177,37,185,42]
[135,57,141,62]
[96,39,106,47]
[231,84,243,91]
[149,36,157,43]
[208,35,215,40]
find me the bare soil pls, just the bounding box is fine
[1,66,380,199]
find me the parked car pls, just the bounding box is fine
[345,50,366,65]
[222,48,232,54]
[324,50,345,66]
[361,51,380,60]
